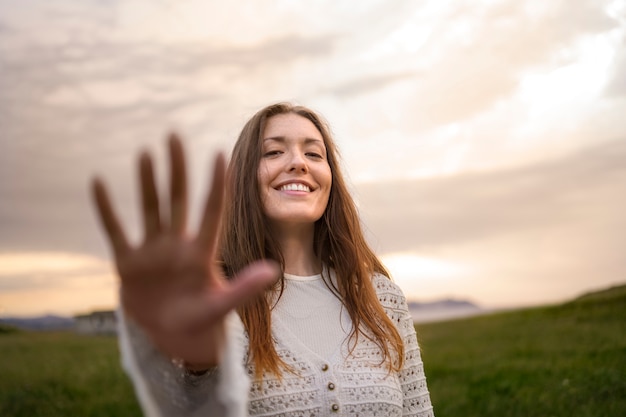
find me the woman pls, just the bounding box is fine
[92,102,434,417]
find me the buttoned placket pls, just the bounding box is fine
[320,362,341,414]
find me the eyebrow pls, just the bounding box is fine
[263,136,324,145]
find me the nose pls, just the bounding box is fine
[288,151,308,173]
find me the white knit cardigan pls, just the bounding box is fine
[118,274,435,417]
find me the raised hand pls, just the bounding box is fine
[91,134,278,367]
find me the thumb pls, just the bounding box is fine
[162,260,280,331]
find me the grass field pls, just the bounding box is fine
[0,329,142,417]
[418,284,626,417]
[1,284,624,416]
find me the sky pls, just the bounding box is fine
[1,0,625,317]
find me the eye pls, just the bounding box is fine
[263,150,283,157]
[305,152,323,159]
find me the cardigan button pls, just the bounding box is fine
[331,404,339,412]
[321,364,329,371]
[327,382,335,390]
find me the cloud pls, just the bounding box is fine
[605,34,626,98]
[1,0,625,310]
[0,19,8,33]
[0,252,113,291]
[356,137,626,305]
[392,0,620,131]
[0,250,117,315]
[327,72,418,97]
[357,137,626,253]
[0,34,337,114]
[0,15,339,262]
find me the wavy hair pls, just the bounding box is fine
[220,102,404,380]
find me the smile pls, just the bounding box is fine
[279,183,311,192]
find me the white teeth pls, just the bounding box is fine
[280,183,310,192]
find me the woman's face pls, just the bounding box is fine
[257,113,332,228]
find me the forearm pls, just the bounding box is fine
[117,307,250,417]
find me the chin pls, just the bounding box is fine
[269,212,324,226]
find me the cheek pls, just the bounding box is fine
[323,167,333,192]
[320,170,332,206]
[257,163,270,190]
[256,166,271,214]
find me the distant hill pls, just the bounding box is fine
[572,282,626,303]
[408,298,482,323]
[1,298,485,329]
[0,314,75,331]
[408,283,626,323]
[408,298,480,310]
[4,284,622,330]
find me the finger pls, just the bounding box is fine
[207,260,279,319]
[196,153,226,252]
[162,260,279,331]
[168,134,188,235]
[139,151,162,240]
[91,177,131,255]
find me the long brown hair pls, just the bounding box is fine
[220,102,404,379]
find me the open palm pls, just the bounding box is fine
[91,135,278,367]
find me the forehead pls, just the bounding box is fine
[263,113,324,142]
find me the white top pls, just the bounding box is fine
[273,271,351,359]
[118,272,435,417]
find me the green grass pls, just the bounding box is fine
[417,284,626,417]
[0,331,141,417]
[1,284,624,416]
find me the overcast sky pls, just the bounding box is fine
[1,0,625,317]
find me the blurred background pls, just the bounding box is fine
[1,0,625,319]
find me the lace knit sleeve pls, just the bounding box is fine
[116,308,250,417]
[373,276,435,417]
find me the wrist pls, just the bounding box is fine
[172,357,215,375]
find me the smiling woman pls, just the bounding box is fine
[258,113,332,229]
[92,102,435,416]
